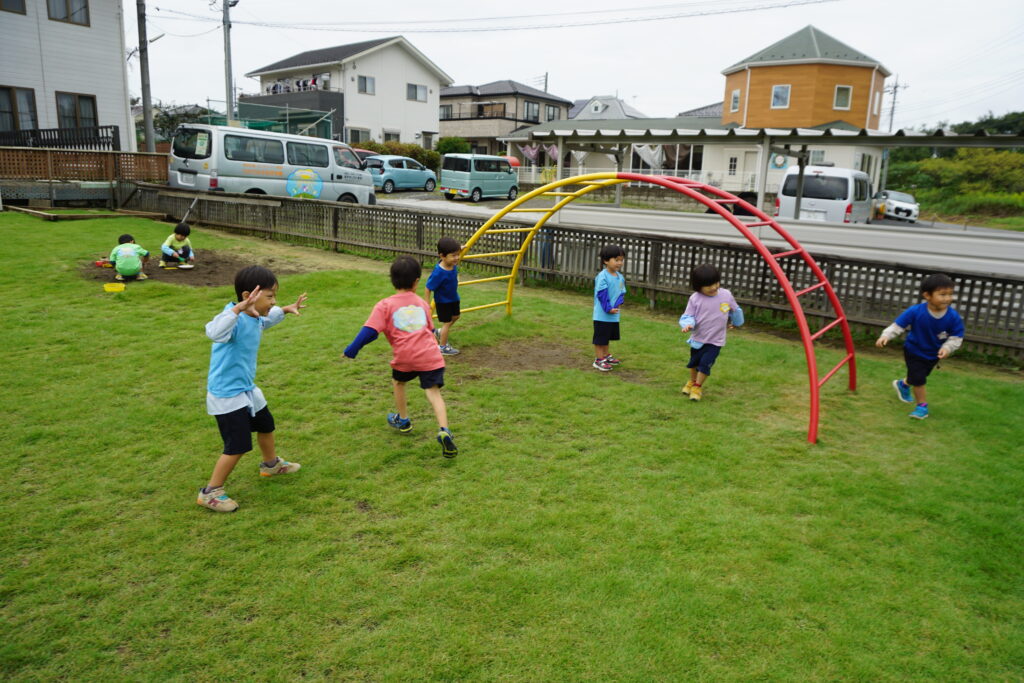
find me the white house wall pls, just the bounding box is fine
[703,144,883,192]
[0,0,135,151]
[342,43,442,144]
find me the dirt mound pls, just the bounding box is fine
[81,250,305,287]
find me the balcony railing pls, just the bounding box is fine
[0,125,121,151]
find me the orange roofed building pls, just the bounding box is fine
[721,25,890,130]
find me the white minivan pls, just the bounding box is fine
[168,124,376,204]
[775,165,873,223]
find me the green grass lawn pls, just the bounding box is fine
[1,212,1021,680]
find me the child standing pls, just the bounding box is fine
[592,245,627,371]
[425,237,462,356]
[161,222,196,268]
[109,234,149,281]
[197,265,308,512]
[344,256,457,457]
[678,264,744,401]
[876,273,964,420]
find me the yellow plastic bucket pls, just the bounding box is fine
[103,282,126,292]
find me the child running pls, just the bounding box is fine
[876,273,964,420]
[343,255,457,457]
[197,265,308,512]
[161,222,196,268]
[592,245,627,371]
[425,237,462,356]
[678,264,744,401]
[108,233,149,281]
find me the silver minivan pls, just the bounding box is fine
[168,124,376,204]
[775,165,873,223]
[440,154,518,202]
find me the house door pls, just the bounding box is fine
[742,151,759,190]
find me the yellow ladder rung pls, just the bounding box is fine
[459,274,513,286]
[509,208,554,213]
[462,250,521,259]
[460,300,509,314]
[484,227,535,233]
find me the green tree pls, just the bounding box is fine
[436,137,471,155]
[152,104,217,142]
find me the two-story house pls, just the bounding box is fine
[242,36,452,147]
[0,0,135,150]
[439,81,571,156]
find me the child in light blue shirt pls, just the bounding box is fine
[591,245,626,372]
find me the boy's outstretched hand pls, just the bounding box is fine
[232,285,262,316]
[282,293,308,315]
[875,336,888,348]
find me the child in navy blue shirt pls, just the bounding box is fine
[876,273,964,420]
[425,237,462,355]
[196,265,308,512]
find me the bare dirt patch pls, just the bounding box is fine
[80,249,308,287]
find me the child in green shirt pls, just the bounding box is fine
[109,234,149,281]
[160,222,196,268]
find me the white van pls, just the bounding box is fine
[775,165,873,223]
[440,154,518,202]
[168,124,376,204]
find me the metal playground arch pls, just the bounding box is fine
[453,172,856,443]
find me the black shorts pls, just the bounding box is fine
[435,300,461,323]
[392,366,445,389]
[214,405,275,456]
[687,343,722,375]
[592,320,620,345]
[904,348,939,387]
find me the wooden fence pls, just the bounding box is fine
[118,183,1024,363]
[0,147,167,182]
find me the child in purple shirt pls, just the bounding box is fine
[678,264,744,401]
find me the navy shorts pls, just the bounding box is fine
[592,320,620,345]
[904,347,939,386]
[392,366,445,389]
[214,405,275,456]
[687,343,722,375]
[435,300,461,323]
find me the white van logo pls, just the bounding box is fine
[286,168,323,199]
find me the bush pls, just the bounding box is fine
[436,137,471,155]
[914,189,1024,217]
[355,141,440,172]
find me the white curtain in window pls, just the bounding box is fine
[634,144,664,169]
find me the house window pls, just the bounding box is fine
[406,84,427,102]
[730,89,740,113]
[358,76,375,95]
[873,91,881,116]
[56,92,96,128]
[0,86,38,131]
[591,102,601,113]
[524,101,539,122]
[439,104,452,120]
[834,85,852,110]
[47,0,88,25]
[2,0,27,13]
[545,104,559,121]
[771,84,790,109]
[809,150,825,165]
[727,156,738,176]
[383,131,400,142]
[348,129,371,144]
[421,133,433,149]
[477,102,505,118]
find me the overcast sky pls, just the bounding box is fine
[123,0,1024,130]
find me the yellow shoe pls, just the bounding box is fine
[137,272,148,280]
[682,380,695,395]
[689,385,703,401]
[114,273,124,281]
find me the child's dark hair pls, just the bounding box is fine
[920,273,954,294]
[234,265,277,301]
[390,256,422,290]
[118,234,134,244]
[599,244,625,263]
[437,237,461,256]
[690,264,721,291]
[175,222,191,237]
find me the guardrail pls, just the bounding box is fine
[118,182,1024,363]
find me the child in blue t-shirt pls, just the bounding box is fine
[425,237,462,356]
[876,273,964,420]
[592,245,626,372]
[196,265,308,512]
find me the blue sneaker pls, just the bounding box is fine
[909,404,929,420]
[892,378,913,403]
[437,427,457,458]
[387,412,412,433]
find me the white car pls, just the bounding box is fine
[876,190,920,223]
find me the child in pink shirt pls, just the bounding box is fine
[343,256,457,457]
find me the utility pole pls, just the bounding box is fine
[223,0,238,123]
[879,75,910,192]
[135,0,155,152]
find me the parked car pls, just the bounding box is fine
[440,153,518,202]
[365,155,437,193]
[352,148,377,163]
[775,165,873,223]
[875,190,919,223]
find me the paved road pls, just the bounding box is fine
[377,195,1024,278]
